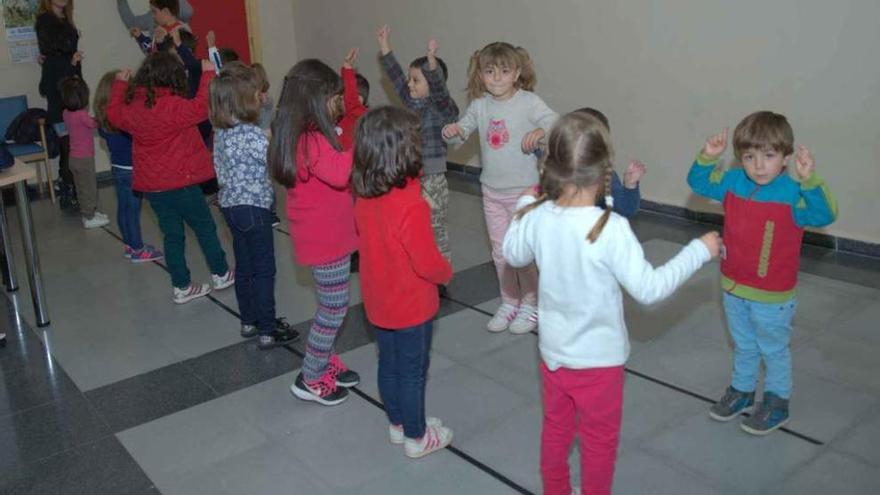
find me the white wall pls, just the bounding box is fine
[291,0,880,244]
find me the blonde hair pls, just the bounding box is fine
[93,71,118,133]
[38,0,74,22]
[466,42,536,101]
[516,111,615,243]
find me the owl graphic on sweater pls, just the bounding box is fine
[487,119,509,150]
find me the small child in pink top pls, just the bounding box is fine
[60,76,108,228]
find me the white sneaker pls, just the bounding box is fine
[389,417,443,444]
[94,211,109,220]
[173,283,211,304]
[487,303,517,332]
[404,424,453,459]
[508,304,538,334]
[211,270,234,290]
[82,215,109,229]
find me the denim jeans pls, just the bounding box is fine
[723,292,798,398]
[221,205,276,334]
[145,185,228,289]
[111,167,143,250]
[376,320,433,439]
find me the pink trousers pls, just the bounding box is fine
[540,362,624,495]
[481,185,538,307]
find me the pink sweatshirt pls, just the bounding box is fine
[286,131,357,266]
[62,109,97,159]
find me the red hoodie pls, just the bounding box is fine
[355,178,453,329]
[107,71,215,192]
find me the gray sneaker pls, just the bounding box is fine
[741,392,790,435]
[709,386,755,421]
[240,324,258,338]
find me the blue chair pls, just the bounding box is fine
[0,96,55,203]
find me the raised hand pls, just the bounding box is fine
[702,127,728,159]
[521,128,545,154]
[71,51,83,66]
[426,38,439,70]
[442,123,464,140]
[794,144,816,180]
[129,27,142,38]
[115,69,132,82]
[170,28,181,46]
[206,30,216,48]
[699,231,723,258]
[343,47,359,69]
[201,59,216,73]
[624,160,647,188]
[153,26,168,44]
[377,24,391,55]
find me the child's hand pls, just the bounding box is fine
[115,69,132,82]
[520,185,541,199]
[71,51,83,66]
[427,39,439,70]
[702,127,728,159]
[699,231,723,258]
[170,28,181,47]
[521,128,545,153]
[624,160,647,188]
[442,123,464,140]
[794,145,815,180]
[377,24,392,55]
[206,30,216,48]
[342,47,359,70]
[153,26,168,44]
[129,27,142,38]
[201,59,216,73]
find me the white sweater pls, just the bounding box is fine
[444,90,558,191]
[503,196,711,370]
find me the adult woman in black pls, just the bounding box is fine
[36,0,82,210]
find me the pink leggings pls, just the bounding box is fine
[481,185,538,307]
[540,362,624,495]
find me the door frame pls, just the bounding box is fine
[244,0,262,63]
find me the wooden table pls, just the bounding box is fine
[0,159,50,327]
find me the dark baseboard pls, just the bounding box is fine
[445,161,880,259]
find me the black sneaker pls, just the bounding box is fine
[350,251,359,273]
[271,213,281,227]
[328,354,359,387]
[240,324,258,338]
[0,333,6,348]
[290,372,348,406]
[438,285,449,298]
[709,386,755,421]
[258,327,300,350]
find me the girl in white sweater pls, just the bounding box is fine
[503,111,721,495]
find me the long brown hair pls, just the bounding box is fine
[351,106,422,198]
[516,111,615,243]
[93,71,118,133]
[466,42,536,101]
[38,0,74,23]
[125,52,188,108]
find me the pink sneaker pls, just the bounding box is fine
[327,354,360,387]
[130,245,164,263]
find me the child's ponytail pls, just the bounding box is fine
[466,49,485,101]
[514,46,537,92]
[586,165,614,243]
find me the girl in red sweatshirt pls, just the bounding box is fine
[107,52,233,304]
[352,106,454,459]
[268,58,361,406]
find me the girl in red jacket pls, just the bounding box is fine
[107,52,234,304]
[269,58,361,406]
[352,106,454,459]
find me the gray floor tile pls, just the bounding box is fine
[777,451,880,495]
[612,448,728,495]
[786,369,878,443]
[465,335,542,404]
[620,374,708,443]
[431,308,518,364]
[833,403,880,467]
[187,340,302,396]
[644,413,820,494]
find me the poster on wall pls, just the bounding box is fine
[2,0,39,64]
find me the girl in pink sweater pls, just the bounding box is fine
[268,57,360,407]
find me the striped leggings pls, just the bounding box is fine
[302,255,351,382]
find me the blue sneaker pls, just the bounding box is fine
[741,392,789,435]
[709,386,755,421]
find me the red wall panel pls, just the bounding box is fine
[188,0,251,63]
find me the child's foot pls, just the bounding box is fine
[327,353,359,387]
[290,372,349,406]
[258,320,300,349]
[389,417,442,444]
[172,283,212,304]
[709,386,755,421]
[487,303,517,332]
[211,270,235,290]
[130,245,164,263]
[82,214,109,229]
[123,245,134,259]
[741,392,789,435]
[240,324,258,338]
[404,424,453,459]
[508,304,538,334]
[93,211,109,221]
[438,285,449,298]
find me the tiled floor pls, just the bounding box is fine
[1,175,879,494]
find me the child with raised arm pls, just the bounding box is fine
[378,25,459,270]
[688,111,837,435]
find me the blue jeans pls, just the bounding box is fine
[221,205,276,335]
[111,167,144,250]
[723,292,798,399]
[376,320,433,439]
